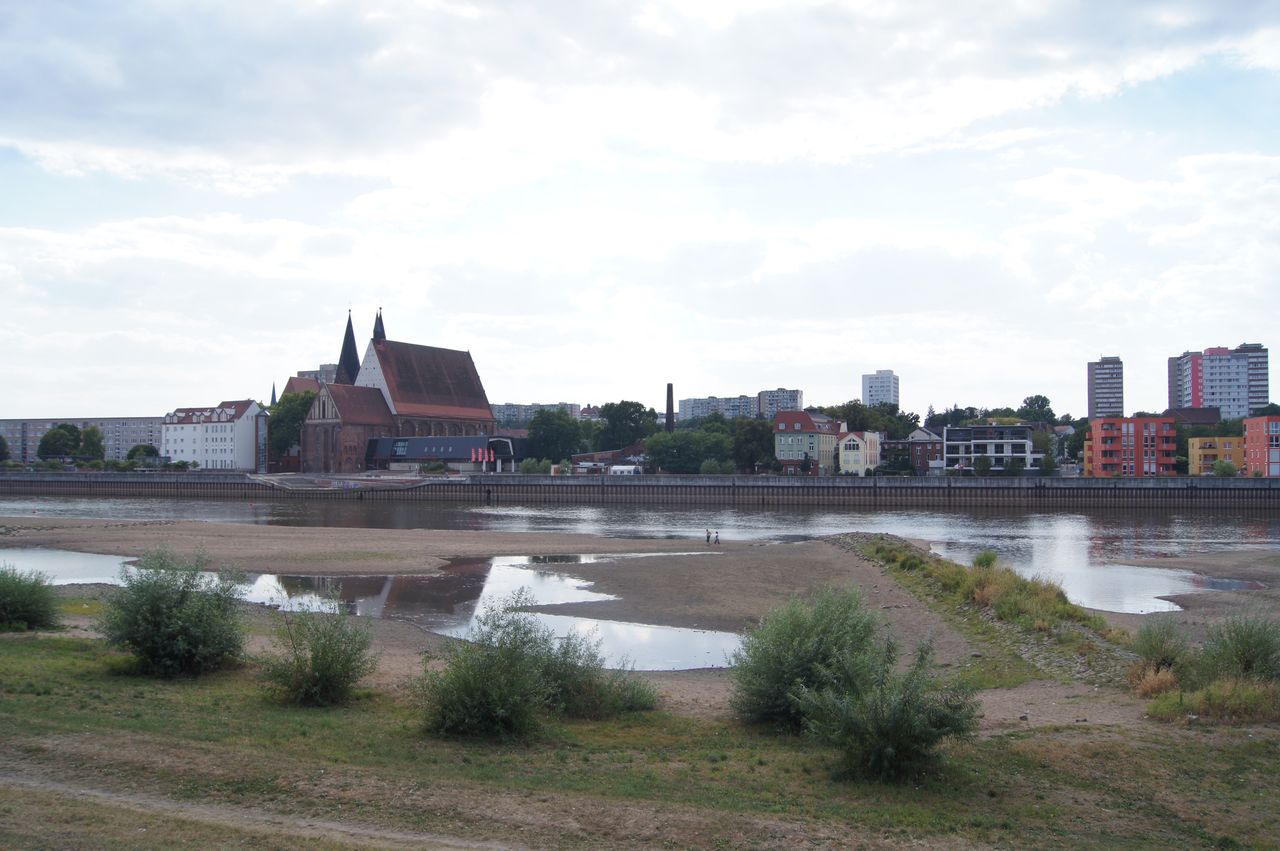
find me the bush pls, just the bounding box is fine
[1198,615,1280,684]
[0,565,60,632]
[260,604,378,706]
[796,638,979,781]
[98,550,244,677]
[1132,666,1179,698]
[972,550,998,569]
[729,587,880,731]
[419,590,654,739]
[1132,619,1188,673]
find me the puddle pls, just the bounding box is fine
[1,548,739,671]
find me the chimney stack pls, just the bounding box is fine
[665,383,675,433]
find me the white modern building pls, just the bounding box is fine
[755,388,804,420]
[943,424,1043,473]
[0,417,163,463]
[678,395,759,421]
[1168,344,1269,420]
[491,402,583,425]
[837,431,882,476]
[861,370,899,408]
[1087,356,1124,419]
[160,400,267,471]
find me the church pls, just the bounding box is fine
[300,312,497,473]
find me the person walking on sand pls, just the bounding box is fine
[714,531,720,546]
[706,529,711,546]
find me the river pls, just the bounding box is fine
[3,496,1278,615]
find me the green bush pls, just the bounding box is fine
[729,587,880,731]
[260,604,378,706]
[1197,615,1280,684]
[972,550,998,569]
[796,638,979,781]
[98,550,244,678]
[0,565,60,632]
[419,590,655,739]
[1132,619,1188,672]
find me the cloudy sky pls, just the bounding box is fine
[2,1,1278,421]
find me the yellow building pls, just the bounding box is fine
[1188,436,1245,476]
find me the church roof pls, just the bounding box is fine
[325,384,394,427]
[282,376,321,396]
[335,312,361,385]
[370,339,494,422]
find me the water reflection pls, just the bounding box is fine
[238,555,737,670]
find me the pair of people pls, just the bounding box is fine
[705,529,720,546]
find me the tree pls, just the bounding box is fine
[0,434,8,462]
[1016,395,1056,423]
[127,444,159,460]
[80,426,106,461]
[1005,458,1026,477]
[527,408,581,463]
[731,417,776,473]
[1254,403,1280,417]
[598,401,658,450]
[37,424,81,459]
[1212,459,1238,477]
[267,391,316,459]
[1040,454,1058,476]
[973,456,992,477]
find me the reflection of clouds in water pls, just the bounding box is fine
[239,574,339,613]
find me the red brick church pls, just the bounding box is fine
[300,312,497,473]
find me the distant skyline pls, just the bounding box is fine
[2,2,1277,420]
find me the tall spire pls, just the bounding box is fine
[334,311,361,385]
[270,382,277,406]
[372,307,386,343]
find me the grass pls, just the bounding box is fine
[1148,679,1280,725]
[857,538,1125,676]
[3,633,1279,847]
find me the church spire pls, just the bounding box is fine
[270,382,277,406]
[372,308,386,343]
[334,311,361,385]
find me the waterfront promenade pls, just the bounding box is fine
[2,471,1278,509]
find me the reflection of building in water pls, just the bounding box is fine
[270,562,492,621]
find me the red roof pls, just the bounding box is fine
[283,376,321,396]
[167,400,257,424]
[371,340,494,422]
[774,411,839,433]
[325,384,394,427]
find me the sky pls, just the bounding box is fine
[2,0,1278,422]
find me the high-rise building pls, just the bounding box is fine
[1087,356,1124,419]
[757,388,803,420]
[861,370,899,408]
[1169,344,1269,420]
[0,417,164,463]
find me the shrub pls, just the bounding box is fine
[1132,619,1188,672]
[972,550,998,569]
[419,590,654,739]
[1198,615,1280,684]
[0,565,60,632]
[98,550,244,677]
[729,587,880,731]
[796,638,979,781]
[260,604,378,706]
[1132,665,1179,698]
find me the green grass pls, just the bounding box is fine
[857,538,1125,678]
[3,634,1279,847]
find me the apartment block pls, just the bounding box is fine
[757,388,803,420]
[774,410,842,476]
[943,425,1042,474]
[161,400,267,471]
[1083,417,1176,477]
[1187,437,1245,476]
[677,395,759,421]
[1087,356,1124,418]
[1244,416,1280,477]
[0,417,164,463]
[1169,344,1269,419]
[491,402,583,425]
[861,370,899,408]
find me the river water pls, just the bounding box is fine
[3,496,1277,617]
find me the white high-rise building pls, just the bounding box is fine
[861,370,900,408]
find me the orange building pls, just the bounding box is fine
[1243,416,1280,477]
[1084,417,1176,477]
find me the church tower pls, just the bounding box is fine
[334,311,362,385]
[373,308,386,343]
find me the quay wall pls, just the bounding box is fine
[2,472,1279,510]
